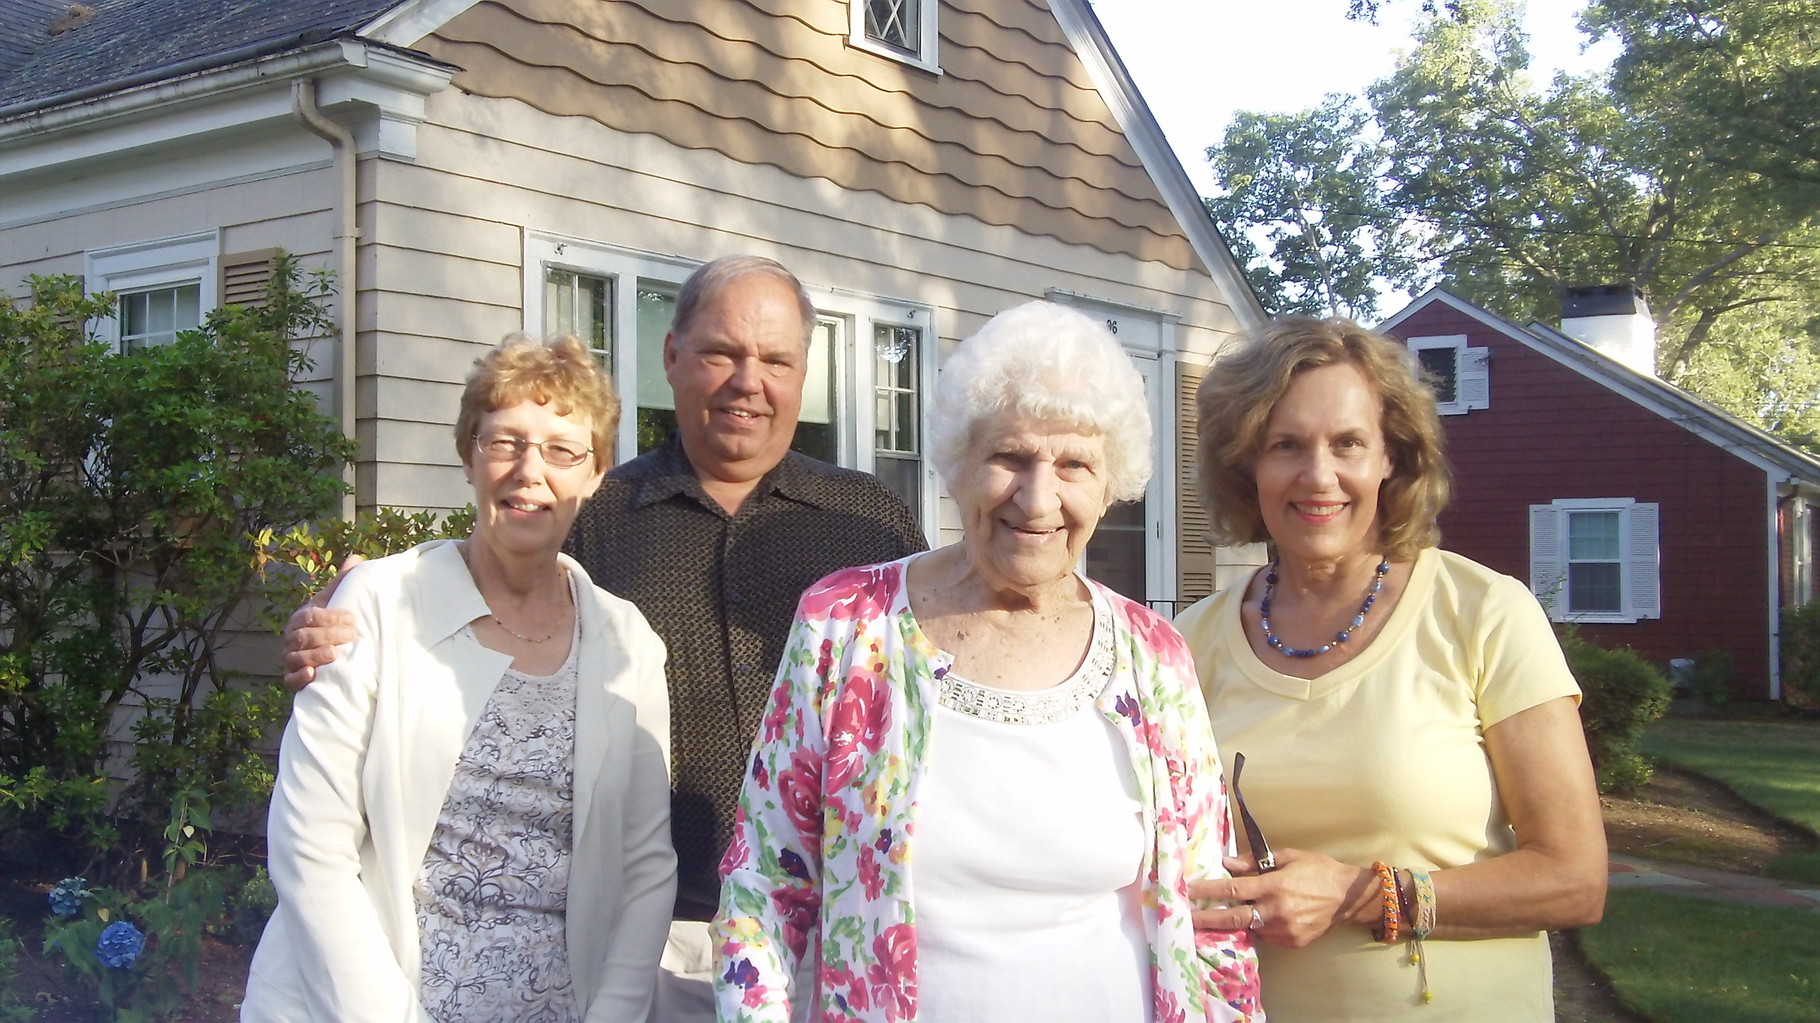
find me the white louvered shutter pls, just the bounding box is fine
[1460,347,1490,410]
[1529,504,1566,620]
[1626,502,1661,620]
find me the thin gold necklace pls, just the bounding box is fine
[460,541,568,643]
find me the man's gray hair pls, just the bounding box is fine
[671,255,817,347]
[929,300,1152,503]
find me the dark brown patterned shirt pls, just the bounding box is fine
[565,435,925,907]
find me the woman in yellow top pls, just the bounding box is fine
[1180,317,1607,1022]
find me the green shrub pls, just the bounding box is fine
[41,871,230,1022]
[221,865,278,946]
[1688,646,1735,710]
[0,918,35,1023]
[1562,634,1672,793]
[0,258,353,877]
[1781,601,1820,712]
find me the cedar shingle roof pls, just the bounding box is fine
[0,0,406,112]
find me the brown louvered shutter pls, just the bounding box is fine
[219,249,279,308]
[1177,361,1215,605]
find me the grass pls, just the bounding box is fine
[1641,717,1820,882]
[1577,889,1820,1023]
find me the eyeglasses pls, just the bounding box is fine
[472,433,593,469]
[1230,752,1278,873]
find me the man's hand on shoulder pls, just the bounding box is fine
[280,555,365,692]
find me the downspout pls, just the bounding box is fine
[292,79,359,519]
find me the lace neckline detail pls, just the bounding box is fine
[934,592,1115,726]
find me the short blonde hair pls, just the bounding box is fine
[1196,316,1451,560]
[929,301,1151,503]
[454,333,620,469]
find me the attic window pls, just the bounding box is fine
[1405,334,1489,416]
[850,0,940,73]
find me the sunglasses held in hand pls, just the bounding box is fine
[1230,752,1278,873]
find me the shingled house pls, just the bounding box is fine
[0,0,1267,610]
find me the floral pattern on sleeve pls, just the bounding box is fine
[713,558,1262,1023]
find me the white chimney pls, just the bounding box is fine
[1559,284,1656,377]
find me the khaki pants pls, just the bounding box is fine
[652,920,814,1023]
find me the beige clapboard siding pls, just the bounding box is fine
[359,244,522,309]
[358,457,470,510]
[418,0,1196,270]
[365,203,524,267]
[358,375,468,424]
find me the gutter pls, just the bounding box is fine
[292,79,360,520]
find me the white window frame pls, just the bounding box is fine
[84,232,219,351]
[1530,497,1661,623]
[813,291,939,533]
[848,0,941,74]
[522,233,938,538]
[1044,290,1179,607]
[1406,334,1489,416]
[522,232,696,460]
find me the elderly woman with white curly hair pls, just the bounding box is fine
[712,301,1262,1023]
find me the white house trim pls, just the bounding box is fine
[1049,0,1266,334]
[360,0,485,47]
[1768,476,1784,701]
[0,41,455,180]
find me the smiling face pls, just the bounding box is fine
[951,414,1112,599]
[1252,361,1396,571]
[663,272,808,491]
[465,400,604,561]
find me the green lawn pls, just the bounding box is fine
[1641,717,1820,881]
[1578,890,1820,1023]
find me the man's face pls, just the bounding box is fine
[663,274,809,484]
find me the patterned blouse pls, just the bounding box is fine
[415,613,581,1022]
[713,558,1262,1023]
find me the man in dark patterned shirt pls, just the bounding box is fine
[283,255,923,1019]
[565,257,925,910]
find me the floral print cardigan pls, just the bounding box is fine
[713,558,1261,1023]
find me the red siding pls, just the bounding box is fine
[1391,304,1775,699]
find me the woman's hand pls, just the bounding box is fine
[1189,848,1377,948]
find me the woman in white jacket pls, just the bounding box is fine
[243,335,675,1023]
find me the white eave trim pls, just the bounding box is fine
[1048,0,1267,333]
[362,0,485,47]
[0,39,456,172]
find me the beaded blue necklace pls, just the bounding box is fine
[1259,557,1390,658]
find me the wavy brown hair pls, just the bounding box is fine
[455,333,620,470]
[1195,316,1451,560]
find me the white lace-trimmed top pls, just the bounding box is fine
[415,579,583,1023]
[914,588,1155,1023]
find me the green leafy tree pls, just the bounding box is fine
[1204,97,1420,320]
[0,257,354,873]
[1206,0,1820,450]
[1588,0,1820,190]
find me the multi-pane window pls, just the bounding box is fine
[1529,498,1660,623]
[118,283,202,350]
[543,268,611,365]
[85,232,217,353]
[872,323,921,516]
[1566,510,1623,613]
[864,0,919,54]
[523,234,935,535]
[849,0,937,70]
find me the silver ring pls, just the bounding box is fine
[1248,905,1264,930]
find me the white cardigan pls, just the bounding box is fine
[242,540,676,1022]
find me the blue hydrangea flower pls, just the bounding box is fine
[95,920,144,970]
[48,877,88,917]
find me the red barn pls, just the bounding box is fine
[1379,287,1820,701]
